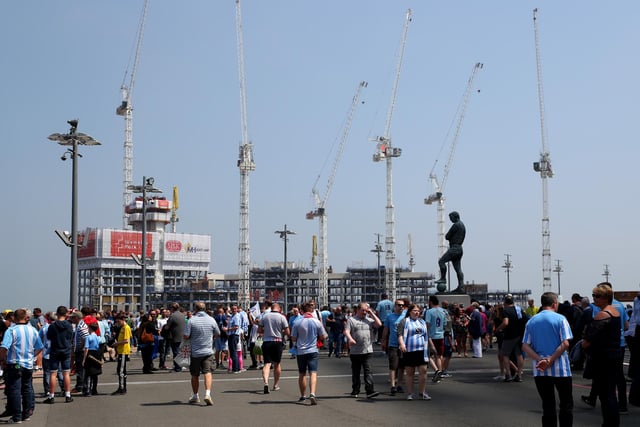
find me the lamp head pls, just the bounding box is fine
[67,119,78,128]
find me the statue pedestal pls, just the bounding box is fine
[435,293,470,307]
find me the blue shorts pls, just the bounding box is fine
[214,337,228,352]
[296,352,319,373]
[48,353,72,372]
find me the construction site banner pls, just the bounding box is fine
[163,232,211,263]
[79,229,210,263]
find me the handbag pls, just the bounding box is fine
[141,327,154,344]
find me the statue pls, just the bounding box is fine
[435,211,466,294]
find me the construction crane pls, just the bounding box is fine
[371,9,412,301]
[236,0,256,308]
[532,8,553,292]
[170,186,179,233]
[307,81,367,307]
[425,62,483,259]
[117,0,149,229]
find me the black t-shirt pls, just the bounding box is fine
[503,306,526,340]
[328,313,346,334]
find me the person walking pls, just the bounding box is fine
[291,301,327,405]
[344,302,382,399]
[184,302,220,406]
[522,292,573,427]
[258,302,290,394]
[398,303,431,401]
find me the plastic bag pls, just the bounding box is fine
[253,337,263,356]
[174,340,191,368]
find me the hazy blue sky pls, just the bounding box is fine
[2,1,639,310]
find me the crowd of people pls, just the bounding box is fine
[1,283,639,425]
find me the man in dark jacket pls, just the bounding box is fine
[166,303,186,372]
[43,305,74,404]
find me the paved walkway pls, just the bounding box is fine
[6,346,639,426]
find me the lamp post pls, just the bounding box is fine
[275,225,295,312]
[49,119,100,308]
[128,176,162,312]
[502,253,513,293]
[371,233,383,291]
[602,264,611,282]
[553,259,563,296]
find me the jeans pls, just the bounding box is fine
[350,353,375,394]
[329,331,343,356]
[533,376,573,427]
[228,334,240,372]
[4,364,35,422]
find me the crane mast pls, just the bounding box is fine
[425,62,482,259]
[371,9,411,301]
[236,0,255,308]
[532,8,553,292]
[117,0,149,229]
[306,81,367,307]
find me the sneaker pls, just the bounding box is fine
[407,393,415,400]
[493,375,504,380]
[440,372,452,378]
[110,389,125,396]
[203,395,213,406]
[504,376,513,383]
[396,386,404,393]
[43,396,55,404]
[7,419,22,424]
[298,396,306,402]
[350,391,359,398]
[513,375,523,383]
[264,385,270,394]
[64,396,74,403]
[366,391,380,399]
[309,394,317,405]
[189,394,200,404]
[422,393,432,401]
[272,385,280,391]
[433,370,441,381]
[581,395,595,408]
[390,386,397,396]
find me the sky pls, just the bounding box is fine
[2,1,639,310]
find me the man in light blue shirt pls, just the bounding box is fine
[291,301,327,404]
[0,308,44,423]
[522,292,573,427]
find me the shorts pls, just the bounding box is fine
[189,354,214,376]
[387,347,401,370]
[215,337,228,352]
[431,338,444,356]
[48,353,72,372]
[500,337,523,358]
[296,352,319,373]
[262,341,284,365]
[443,337,453,358]
[402,350,428,367]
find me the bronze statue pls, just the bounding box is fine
[435,211,466,294]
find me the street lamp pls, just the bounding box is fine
[48,119,100,308]
[602,264,611,282]
[370,233,383,291]
[128,176,162,312]
[553,259,563,296]
[275,224,295,312]
[502,254,513,293]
